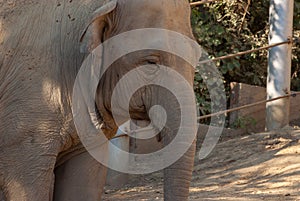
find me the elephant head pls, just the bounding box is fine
[79,0,198,200]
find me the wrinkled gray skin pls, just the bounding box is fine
[0,0,196,201]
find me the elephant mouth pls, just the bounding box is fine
[94,100,150,139]
[94,100,157,139]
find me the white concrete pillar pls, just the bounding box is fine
[266,0,294,130]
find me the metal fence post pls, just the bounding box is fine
[266,0,294,131]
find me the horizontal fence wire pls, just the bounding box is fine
[198,39,291,65]
[198,91,300,120]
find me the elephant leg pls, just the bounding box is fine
[54,151,107,201]
[0,188,6,201]
[1,148,58,201]
[50,172,55,201]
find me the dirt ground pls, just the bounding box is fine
[103,128,300,201]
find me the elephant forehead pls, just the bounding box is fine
[116,0,191,30]
[120,0,189,11]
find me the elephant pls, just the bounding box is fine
[0,0,198,200]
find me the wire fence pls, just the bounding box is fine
[195,34,298,118]
[189,1,300,121]
[196,36,297,119]
[198,39,291,65]
[198,92,300,120]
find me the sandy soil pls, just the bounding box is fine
[103,128,300,201]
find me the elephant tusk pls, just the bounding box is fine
[110,123,159,140]
[110,134,129,140]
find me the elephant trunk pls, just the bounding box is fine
[162,109,196,201]
[143,84,197,201]
[164,140,196,200]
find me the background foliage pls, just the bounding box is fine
[190,0,300,121]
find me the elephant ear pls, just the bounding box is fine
[80,0,117,53]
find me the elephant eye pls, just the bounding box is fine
[142,55,160,65]
[147,60,157,65]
